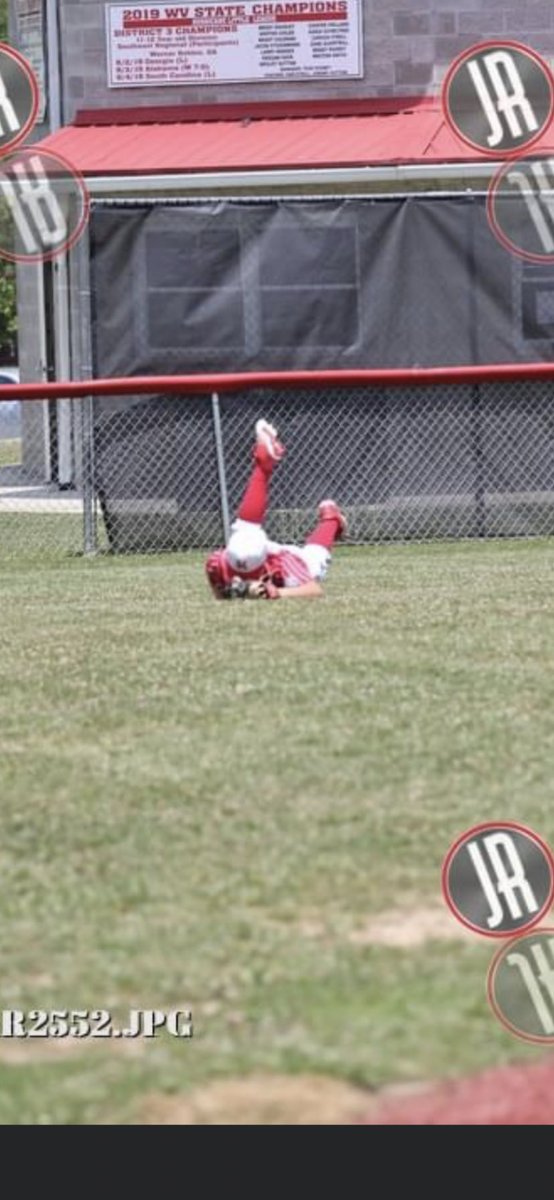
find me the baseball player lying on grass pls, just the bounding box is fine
[206,419,346,601]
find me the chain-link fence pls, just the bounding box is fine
[3,375,554,558]
[0,397,85,558]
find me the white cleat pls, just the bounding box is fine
[255,418,286,462]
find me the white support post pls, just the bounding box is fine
[53,253,73,487]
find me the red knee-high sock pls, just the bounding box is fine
[305,517,341,549]
[237,458,274,524]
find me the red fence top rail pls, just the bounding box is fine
[2,364,554,401]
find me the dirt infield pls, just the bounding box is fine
[135,1059,554,1123]
[138,1076,371,1125]
[363,1057,554,1125]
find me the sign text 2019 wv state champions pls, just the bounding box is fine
[106,1,363,86]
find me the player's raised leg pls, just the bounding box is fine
[236,419,285,525]
[305,499,348,548]
[295,499,347,589]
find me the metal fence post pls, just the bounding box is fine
[81,394,97,555]
[211,391,231,544]
[471,385,486,538]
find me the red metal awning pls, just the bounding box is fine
[35,97,554,176]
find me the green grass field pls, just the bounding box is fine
[1,539,554,1123]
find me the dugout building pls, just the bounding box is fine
[8,1,554,550]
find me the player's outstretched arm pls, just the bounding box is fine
[240,578,324,600]
[276,580,324,599]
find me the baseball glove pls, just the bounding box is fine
[227,576,280,600]
[246,577,281,600]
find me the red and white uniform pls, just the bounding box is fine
[205,426,341,599]
[206,537,329,599]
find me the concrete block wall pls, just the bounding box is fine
[56,1,554,121]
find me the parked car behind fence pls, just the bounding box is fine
[0,367,20,439]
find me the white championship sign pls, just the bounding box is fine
[106,1,362,86]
